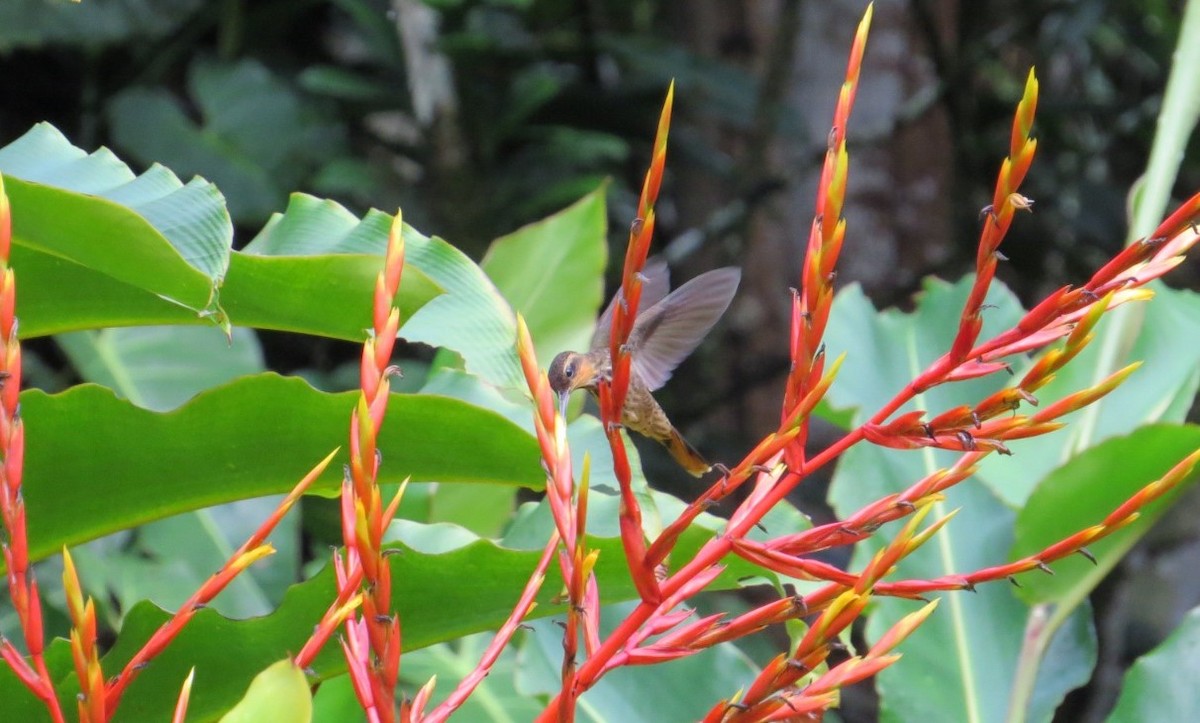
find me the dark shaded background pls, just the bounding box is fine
[1,1,1197,720]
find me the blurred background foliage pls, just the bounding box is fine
[1,0,1197,720]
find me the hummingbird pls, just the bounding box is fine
[548,260,740,476]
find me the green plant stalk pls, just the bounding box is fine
[1006,2,1200,720]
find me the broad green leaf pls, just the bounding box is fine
[481,187,607,365]
[1107,605,1200,722]
[311,674,370,723]
[18,374,543,565]
[1,123,228,310]
[977,287,1200,505]
[57,326,265,411]
[0,514,759,722]
[1011,425,1200,604]
[1,125,440,340]
[12,245,440,342]
[245,193,525,389]
[221,251,440,341]
[219,659,312,723]
[58,327,296,618]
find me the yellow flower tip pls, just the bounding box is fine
[581,549,601,579]
[62,547,85,609]
[553,409,568,448]
[388,208,404,243]
[1111,361,1143,384]
[303,448,340,484]
[1185,448,1200,468]
[234,544,276,572]
[178,665,196,698]
[516,312,529,339]
[826,351,847,378]
[860,2,875,32]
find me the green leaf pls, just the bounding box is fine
[223,251,440,341]
[481,187,607,366]
[19,374,543,565]
[0,123,229,311]
[387,633,543,722]
[219,659,312,723]
[1107,605,1200,722]
[1,126,441,341]
[74,495,300,620]
[245,193,525,389]
[57,326,265,411]
[1011,425,1200,604]
[59,326,297,618]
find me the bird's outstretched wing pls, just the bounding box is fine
[590,257,672,351]
[628,267,740,391]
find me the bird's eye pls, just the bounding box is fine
[564,362,577,378]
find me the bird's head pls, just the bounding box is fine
[548,351,598,419]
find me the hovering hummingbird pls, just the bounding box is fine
[548,261,740,476]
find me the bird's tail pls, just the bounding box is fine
[664,427,711,478]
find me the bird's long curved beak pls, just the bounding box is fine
[557,390,571,422]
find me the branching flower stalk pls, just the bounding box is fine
[338,209,408,723]
[534,3,1200,718]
